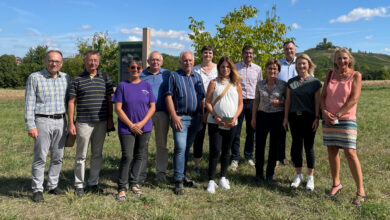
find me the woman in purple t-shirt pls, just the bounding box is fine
[112,59,156,201]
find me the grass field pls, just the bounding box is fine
[0,84,389,219]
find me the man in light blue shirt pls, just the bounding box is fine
[25,50,70,202]
[140,51,171,183]
[277,41,297,166]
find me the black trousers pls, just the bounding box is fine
[193,122,206,159]
[289,112,316,169]
[118,132,151,192]
[255,111,284,178]
[208,123,237,180]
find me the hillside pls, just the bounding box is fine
[302,48,390,80]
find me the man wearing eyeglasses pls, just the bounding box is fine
[230,45,263,171]
[68,50,114,196]
[140,51,171,183]
[276,41,298,166]
[25,50,70,202]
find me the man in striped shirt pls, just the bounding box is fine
[68,50,114,196]
[24,50,70,202]
[165,51,205,195]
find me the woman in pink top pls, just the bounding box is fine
[320,48,366,207]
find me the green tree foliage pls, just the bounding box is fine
[161,53,180,72]
[0,54,20,88]
[23,45,48,67]
[77,31,119,85]
[61,55,84,80]
[188,5,293,68]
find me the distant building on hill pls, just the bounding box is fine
[15,57,22,65]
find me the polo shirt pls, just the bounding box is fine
[165,69,205,115]
[69,70,114,122]
[277,57,297,82]
[287,75,322,115]
[235,61,262,99]
[140,67,170,112]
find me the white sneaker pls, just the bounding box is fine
[218,177,231,190]
[248,159,256,168]
[306,175,314,191]
[291,174,303,188]
[229,160,239,171]
[206,180,218,194]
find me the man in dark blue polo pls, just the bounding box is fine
[68,50,114,196]
[165,51,205,195]
[140,51,171,183]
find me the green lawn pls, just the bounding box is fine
[0,85,389,219]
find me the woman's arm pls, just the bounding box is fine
[134,102,156,129]
[312,89,321,131]
[227,83,243,128]
[283,87,291,131]
[336,72,362,119]
[115,102,142,135]
[205,80,223,126]
[320,72,336,125]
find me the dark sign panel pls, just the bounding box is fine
[119,42,142,82]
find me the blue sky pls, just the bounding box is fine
[0,0,389,58]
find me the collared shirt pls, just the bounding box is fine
[165,69,205,115]
[140,67,170,112]
[277,57,297,82]
[193,64,218,92]
[69,70,114,122]
[288,75,322,114]
[235,61,262,99]
[24,69,70,130]
[255,78,286,113]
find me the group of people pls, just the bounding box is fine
[24,41,366,207]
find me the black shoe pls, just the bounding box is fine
[266,176,274,185]
[87,185,103,194]
[183,177,198,188]
[75,188,85,197]
[32,191,44,202]
[175,181,184,195]
[48,187,65,195]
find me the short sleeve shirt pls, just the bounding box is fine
[140,67,170,112]
[111,80,156,135]
[255,78,286,113]
[287,75,322,114]
[193,64,218,92]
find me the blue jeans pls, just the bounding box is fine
[172,114,200,181]
[231,102,255,161]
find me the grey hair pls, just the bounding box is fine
[147,51,163,62]
[45,50,63,60]
[84,50,100,60]
[179,51,194,61]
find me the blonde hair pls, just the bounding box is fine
[296,54,316,75]
[217,56,241,85]
[334,48,354,69]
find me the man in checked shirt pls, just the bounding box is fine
[24,50,70,202]
[230,45,263,171]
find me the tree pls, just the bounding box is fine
[188,5,293,67]
[77,31,119,85]
[61,56,84,80]
[23,45,48,67]
[0,54,20,88]
[161,53,180,72]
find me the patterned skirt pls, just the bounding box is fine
[322,120,357,149]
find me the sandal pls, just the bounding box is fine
[116,191,127,201]
[325,183,343,198]
[131,185,143,195]
[352,193,367,207]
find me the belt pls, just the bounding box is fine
[243,99,254,104]
[35,114,65,119]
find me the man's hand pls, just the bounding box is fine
[28,128,38,139]
[68,123,76,135]
[172,115,183,131]
[107,117,114,130]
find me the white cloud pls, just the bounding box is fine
[383,48,390,52]
[179,34,191,42]
[291,0,297,5]
[120,27,190,41]
[330,7,389,23]
[151,40,185,50]
[292,23,301,29]
[365,35,373,40]
[128,36,141,41]
[25,28,41,37]
[79,25,92,30]
[120,27,143,35]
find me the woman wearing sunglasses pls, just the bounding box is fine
[112,59,156,201]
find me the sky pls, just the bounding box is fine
[0,0,389,58]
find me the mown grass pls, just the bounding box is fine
[0,85,389,219]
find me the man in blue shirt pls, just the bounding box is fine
[140,51,171,183]
[277,41,298,166]
[165,51,205,195]
[24,50,70,202]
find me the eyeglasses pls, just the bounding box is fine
[130,66,142,70]
[47,60,62,65]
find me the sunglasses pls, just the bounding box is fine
[130,66,142,70]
